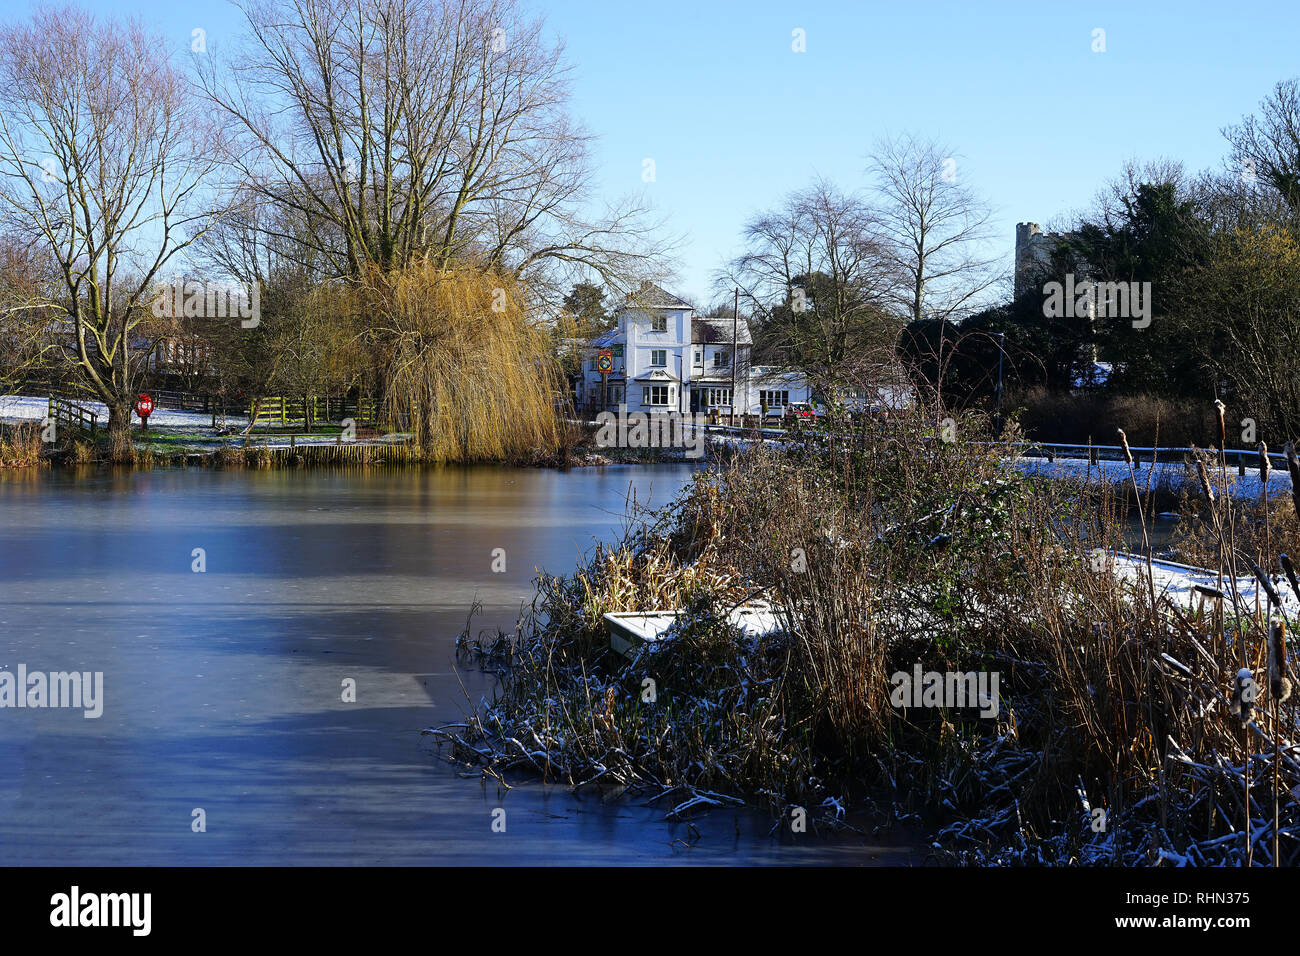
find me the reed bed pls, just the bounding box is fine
[208,442,424,468]
[436,397,1300,864]
[0,422,44,467]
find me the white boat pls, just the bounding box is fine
[602,603,783,658]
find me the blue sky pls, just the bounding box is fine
[21,0,1300,306]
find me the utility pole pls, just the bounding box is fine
[995,332,1005,438]
[677,352,684,415]
[730,288,738,427]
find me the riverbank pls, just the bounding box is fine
[440,407,1300,865]
[0,396,736,470]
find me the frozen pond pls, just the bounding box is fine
[0,464,919,865]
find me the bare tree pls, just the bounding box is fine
[1223,79,1300,213]
[0,231,60,391]
[0,6,223,458]
[1093,157,1188,223]
[199,0,672,308]
[868,134,1002,325]
[719,180,901,376]
[189,191,371,431]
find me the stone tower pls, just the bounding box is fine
[1014,222,1053,298]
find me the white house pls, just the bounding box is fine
[577,282,691,414]
[575,282,813,418]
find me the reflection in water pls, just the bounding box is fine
[0,464,919,865]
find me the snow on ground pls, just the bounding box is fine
[1,393,413,450]
[0,394,249,429]
[1016,454,1290,500]
[1105,550,1298,618]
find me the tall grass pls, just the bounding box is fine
[441,397,1299,863]
[0,422,44,467]
[364,261,560,462]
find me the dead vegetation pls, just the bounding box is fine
[436,399,1300,864]
[0,422,43,467]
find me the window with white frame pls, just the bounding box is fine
[713,349,729,367]
[642,385,670,406]
[650,349,667,366]
[693,347,703,367]
[651,314,667,332]
[701,387,732,407]
[760,389,789,408]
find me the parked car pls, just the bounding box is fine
[787,402,824,421]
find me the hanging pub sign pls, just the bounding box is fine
[597,350,614,374]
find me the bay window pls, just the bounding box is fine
[642,385,670,406]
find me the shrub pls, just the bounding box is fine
[1013,386,1219,447]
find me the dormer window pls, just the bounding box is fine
[651,314,667,333]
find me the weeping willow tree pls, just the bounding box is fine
[364,260,560,462]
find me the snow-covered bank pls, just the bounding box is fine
[1016,453,1289,500]
[0,394,417,450]
[0,394,249,429]
[1105,550,1298,617]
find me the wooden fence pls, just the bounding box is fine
[46,396,98,439]
[150,389,242,416]
[247,396,378,429]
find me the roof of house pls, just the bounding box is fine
[615,280,693,312]
[691,315,752,345]
[633,369,682,383]
[587,328,620,348]
[750,366,807,385]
